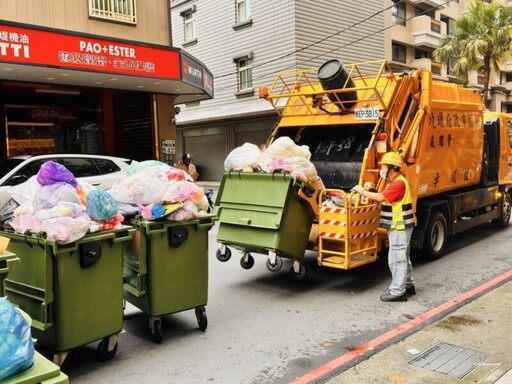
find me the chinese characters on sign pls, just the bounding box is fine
[427,110,482,188]
[0,25,180,79]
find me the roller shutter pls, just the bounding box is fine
[114,92,153,161]
[185,134,225,182]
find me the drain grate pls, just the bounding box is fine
[408,342,490,379]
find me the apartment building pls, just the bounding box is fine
[172,0,512,181]
[0,0,212,163]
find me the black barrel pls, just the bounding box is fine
[317,59,357,109]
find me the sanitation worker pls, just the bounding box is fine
[176,153,199,181]
[351,151,416,302]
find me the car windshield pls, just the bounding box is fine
[0,159,25,179]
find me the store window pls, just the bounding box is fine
[4,105,99,157]
[89,0,137,24]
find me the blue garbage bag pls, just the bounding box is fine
[87,189,119,221]
[0,298,35,380]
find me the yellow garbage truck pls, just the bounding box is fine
[215,59,512,278]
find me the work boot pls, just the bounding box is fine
[380,293,407,302]
[406,285,416,296]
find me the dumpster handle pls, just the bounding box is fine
[112,229,135,243]
[298,187,319,218]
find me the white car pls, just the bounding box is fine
[0,154,132,207]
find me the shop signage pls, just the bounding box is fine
[181,51,214,97]
[0,23,181,79]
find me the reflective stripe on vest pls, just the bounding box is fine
[380,174,415,230]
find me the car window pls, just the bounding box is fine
[4,159,48,186]
[0,158,25,179]
[94,159,121,174]
[60,158,100,178]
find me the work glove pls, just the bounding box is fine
[351,185,364,195]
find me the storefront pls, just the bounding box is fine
[0,21,213,163]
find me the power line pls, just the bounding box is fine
[213,1,399,80]
[211,0,453,94]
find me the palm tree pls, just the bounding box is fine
[432,0,512,108]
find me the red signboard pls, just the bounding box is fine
[0,23,181,79]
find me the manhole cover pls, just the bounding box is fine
[408,342,490,379]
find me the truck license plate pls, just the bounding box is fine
[355,107,380,120]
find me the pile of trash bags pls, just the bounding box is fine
[224,136,324,187]
[0,159,210,244]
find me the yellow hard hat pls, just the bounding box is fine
[379,152,404,168]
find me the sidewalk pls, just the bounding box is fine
[322,275,512,384]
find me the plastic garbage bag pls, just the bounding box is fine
[33,182,81,211]
[0,198,19,229]
[36,161,77,187]
[269,156,318,182]
[224,143,262,171]
[162,180,205,204]
[263,136,311,161]
[0,298,35,381]
[7,176,41,205]
[109,167,169,205]
[87,189,118,221]
[168,200,198,222]
[41,215,90,244]
[35,201,84,221]
[125,160,170,176]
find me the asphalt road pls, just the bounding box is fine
[54,216,512,384]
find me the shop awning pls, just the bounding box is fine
[0,21,213,103]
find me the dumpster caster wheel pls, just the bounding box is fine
[266,256,283,272]
[216,247,232,262]
[195,307,207,331]
[289,265,306,280]
[151,319,163,344]
[240,254,255,270]
[96,337,118,362]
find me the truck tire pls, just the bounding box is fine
[423,211,448,260]
[491,192,511,228]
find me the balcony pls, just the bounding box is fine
[410,15,445,48]
[408,0,447,9]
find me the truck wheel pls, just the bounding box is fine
[423,211,447,260]
[492,192,511,228]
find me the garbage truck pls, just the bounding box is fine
[215,59,512,277]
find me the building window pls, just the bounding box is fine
[415,49,430,60]
[392,0,406,26]
[506,72,512,83]
[182,7,197,43]
[441,16,456,35]
[89,0,136,24]
[237,57,253,91]
[236,0,251,23]
[392,43,407,63]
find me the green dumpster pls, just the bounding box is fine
[1,350,69,384]
[123,215,216,343]
[0,251,19,297]
[3,226,135,365]
[214,172,315,278]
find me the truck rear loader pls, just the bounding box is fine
[214,59,512,278]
